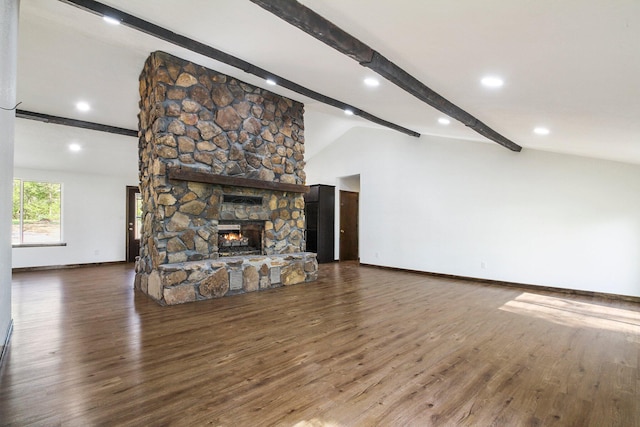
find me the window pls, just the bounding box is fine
[135,191,142,240]
[12,179,62,245]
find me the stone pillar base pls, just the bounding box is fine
[134,252,318,305]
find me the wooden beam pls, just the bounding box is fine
[167,166,310,194]
[57,0,420,138]
[250,0,522,152]
[248,0,374,63]
[366,52,522,151]
[16,109,138,137]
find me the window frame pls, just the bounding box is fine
[12,178,66,248]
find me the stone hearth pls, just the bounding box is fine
[134,51,317,305]
[145,253,317,305]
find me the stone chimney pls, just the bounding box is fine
[134,51,317,305]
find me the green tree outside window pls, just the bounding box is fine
[12,179,62,244]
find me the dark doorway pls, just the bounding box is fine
[339,190,359,261]
[304,184,335,263]
[126,186,142,263]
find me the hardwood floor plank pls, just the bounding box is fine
[1,262,639,426]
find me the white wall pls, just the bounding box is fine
[306,127,640,297]
[1,0,19,357]
[12,167,138,268]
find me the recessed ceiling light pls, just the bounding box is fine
[76,101,90,112]
[364,77,380,87]
[265,78,276,86]
[103,16,121,25]
[69,143,82,152]
[534,127,550,135]
[344,109,354,116]
[481,76,504,88]
[438,117,451,125]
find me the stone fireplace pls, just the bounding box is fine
[134,51,318,305]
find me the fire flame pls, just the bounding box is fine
[224,232,242,241]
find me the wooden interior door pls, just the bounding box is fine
[339,190,359,261]
[126,186,141,262]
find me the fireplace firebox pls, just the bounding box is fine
[218,221,264,257]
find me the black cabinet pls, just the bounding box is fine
[304,184,335,263]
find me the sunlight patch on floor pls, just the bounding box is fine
[499,292,640,335]
[293,419,342,427]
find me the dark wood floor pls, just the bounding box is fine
[1,262,638,426]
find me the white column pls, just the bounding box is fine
[0,0,19,359]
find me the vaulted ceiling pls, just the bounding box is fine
[14,0,640,175]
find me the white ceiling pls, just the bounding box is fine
[14,0,640,173]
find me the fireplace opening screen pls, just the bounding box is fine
[218,222,264,257]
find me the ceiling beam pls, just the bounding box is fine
[57,0,420,138]
[250,0,522,152]
[16,109,137,137]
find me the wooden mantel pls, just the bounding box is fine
[167,166,310,194]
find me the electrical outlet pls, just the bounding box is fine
[480,261,486,269]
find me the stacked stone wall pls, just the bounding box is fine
[134,51,316,305]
